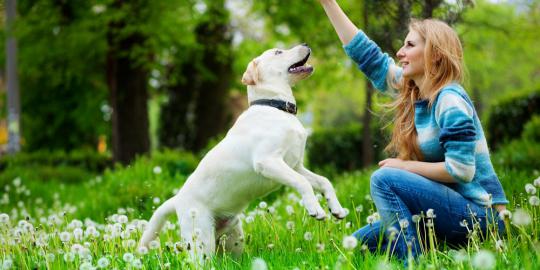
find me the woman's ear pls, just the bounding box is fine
[241,60,259,85]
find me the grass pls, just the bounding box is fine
[0,161,539,269]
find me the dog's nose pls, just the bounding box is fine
[301,43,309,48]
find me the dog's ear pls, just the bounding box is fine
[241,60,259,86]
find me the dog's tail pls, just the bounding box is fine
[139,197,175,248]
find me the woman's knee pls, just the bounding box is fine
[370,167,402,189]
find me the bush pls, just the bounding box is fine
[485,90,540,150]
[0,149,111,172]
[491,139,540,172]
[522,115,540,142]
[306,123,388,174]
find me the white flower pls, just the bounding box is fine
[131,258,142,269]
[316,242,325,252]
[59,231,71,242]
[412,215,421,223]
[117,215,128,224]
[426,209,436,218]
[188,208,198,219]
[303,232,313,241]
[92,4,106,14]
[73,228,83,240]
[71,244,84,255]
[495,240,505,252]
[79,261,94,270]
[498,209,512,220]
[13,177,21,187]
[153,166,162,174]
[533,176,540,187]
[251,257,268,270]
[46,253,55,262]
[342,235,358,250]
[149,240,160,250]
[355,205,364,213]
[472,249,496,270]
[258,201,267,209]
[525,183,537,195]
[2,259,13,269]
[97,257,110,268]
[123,252,134,262]
[286,205,294,215]
[399,219,409,229]
[268,206,276,214]
[0,213,9,224]
[63,252,76,262]
[137,246,148,255]
[245,216,254,224]
[512,208,532,226]
[529,196,540,206]
[366,215,376,225]
[286,221,295,231]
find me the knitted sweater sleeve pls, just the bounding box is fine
[435,91,477,183]
[343,31,402,93]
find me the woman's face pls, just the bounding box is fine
[397,30,426,83]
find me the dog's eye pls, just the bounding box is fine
[274,50,283,55]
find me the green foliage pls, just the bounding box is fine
[485,90,540,150]
[491,139,540,172]
[307,123,388,174]
[0,149,111,172]
[522,115,540,142]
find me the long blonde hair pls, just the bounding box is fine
[385,19,465,160]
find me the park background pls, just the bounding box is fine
[1,0,540,269]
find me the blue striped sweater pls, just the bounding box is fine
[343,30,508,206]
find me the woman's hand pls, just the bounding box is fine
[378,158,409,170]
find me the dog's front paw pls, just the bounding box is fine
[303,197,327,220]
[331,207,349,219]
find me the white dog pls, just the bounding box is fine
[139,44,348,261]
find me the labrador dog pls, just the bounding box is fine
[139,44,348,261]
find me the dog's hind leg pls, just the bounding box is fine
[216,216,244,258]
[139,197,176,248]
[178,206,216,265]
[296,166,348,219]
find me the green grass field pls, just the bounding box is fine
[0,155,539,269]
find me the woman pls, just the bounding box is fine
[318,0,508,260]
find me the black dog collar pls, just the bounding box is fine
[250,99,297,115]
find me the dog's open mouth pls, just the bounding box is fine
[288,52,313,74]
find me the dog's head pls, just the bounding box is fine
[241,44,314,87]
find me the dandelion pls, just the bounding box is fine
[459,219,469,227]
[345,222,351,229]
[13,177,21,187]
[258,201,267,209]
[153,166,162,174]
[495,240,505,252]
[342,235,358,250]
[355,205,364,213]
[304,232,313,241]
[80,262,94,270]
[117,215,128,224]
[268,206,276,214]
[512,208,532,226]
[2,259,13,269]
[92,4,106,14]
[63,252,76,262]
[123,252,134,262]
[46,253,55,262]
[525,183,537,195]
[412,215,421,223]
[59,231,71,243]
[449,249,468,263]
[132,258,143,269]
[149,240,160,250]
[97,257,110,268]
[73,228,83,240]
[286,205,294,215]
[245,216,254,224]
[426,209,436,218]
[286,221,295,231]
[153,197,161,205]
[316,242,325,253]
[0,213,9,224]
[529,196,540,206]
[499,209,512,220]
[251,257,268,270]
[137,246,149,255]
[71,244,84,255]
[399,219,409,229]
[366,215,376,225]
[372,212,380,220]
[472,249,496,270]
[534,176,540,187]
[189,208,198,219]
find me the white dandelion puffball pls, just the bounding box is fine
[399,219,409,229]
[498,209,512,220]
[533,176,540,187]
[529,196,540,206]
[137,246,148,255]
[366,215,376,225]
[426,209,436,218]
[79,262,94,270]
[251,257,268,270]
[59,231,71,242]
[245,216,254,224]
[342,235,358,250]
[512,208,532,226]
[153,166,162,174]
[304,232,313,241]
[118,215,128,224]
[258,201,267,209]
[0,213,9,224]
[286,205,294,215]
[97,257,110,268]
[123,252,134,262]
[412,215,421,223]
[472,249,496,270]
[153,197,161,205]
[149,240,160,250]
[525,183,537,195]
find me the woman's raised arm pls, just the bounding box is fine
[319,0,360,45]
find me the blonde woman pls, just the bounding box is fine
[319,0,508,260]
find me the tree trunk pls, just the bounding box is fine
[5,0,21,154]
[107,1,150,164]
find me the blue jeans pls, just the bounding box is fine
[353,167,504,260]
